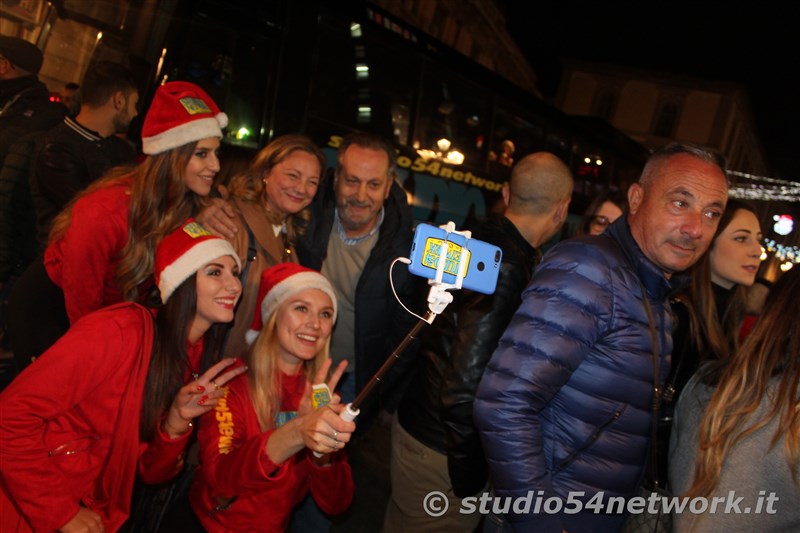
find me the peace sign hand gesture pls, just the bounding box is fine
[162,357,248,439]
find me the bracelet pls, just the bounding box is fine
[164,417,193,437]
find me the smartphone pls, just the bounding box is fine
[408,223,502,295]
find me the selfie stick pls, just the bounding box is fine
[335,221,470,423]
[314,223,468,456]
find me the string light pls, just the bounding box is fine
[727,170,800,202]
[763,239,800,264]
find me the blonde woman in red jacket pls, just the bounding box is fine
[0,219,246,532]
[7,80,229,380]
[190,263,355,532]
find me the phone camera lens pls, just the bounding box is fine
[477,261,485,271]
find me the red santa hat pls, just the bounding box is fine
[141,81,228,155]
[245,263,338,345]
[155,218,241,303]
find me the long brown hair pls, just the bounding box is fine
[676,199,757,362]
[49,143,202,302]
[246,307,329,431]
[139,274,227,441]
[227,134,326,247]
[685,266,800,498]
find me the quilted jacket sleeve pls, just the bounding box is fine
[473,244,614,531]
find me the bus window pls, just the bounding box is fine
[307,7,419,147]
[489,107,547,176]
[158,0,279,148]
[414,63,490,169]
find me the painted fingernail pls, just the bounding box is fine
[196,385,205,392]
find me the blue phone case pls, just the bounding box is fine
[408,223,502,294]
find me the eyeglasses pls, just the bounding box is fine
[590,215,611,228]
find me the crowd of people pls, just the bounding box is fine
[1,35,797,533]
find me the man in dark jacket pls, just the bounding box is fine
[29,61,138,247]
[474,143,729,532]
[383,152,574,532]
[0,37,65,367]
[294,132,424,532]
[296,131,422,430]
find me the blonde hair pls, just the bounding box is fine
[686,266,800,498]
[247,307,330,430]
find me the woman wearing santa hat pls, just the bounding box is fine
[0,218,247,532]
[6,81,230,381]
[188,263,355,532]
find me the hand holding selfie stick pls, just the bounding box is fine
[313,222,471,456]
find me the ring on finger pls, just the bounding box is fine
[332,430,338,439]
[210,381,218,391]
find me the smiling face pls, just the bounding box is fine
[274,288,334,373]
[182,137,221,196]
[189,255,242,342]
[710,208,763,289]
[334,144,392,238]
[628,153,729,275]
[264,149,321,215]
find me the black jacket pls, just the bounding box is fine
[397,215,539,496]
[0,76,66,281]
[296,175,424,432]
[29,116,136,246]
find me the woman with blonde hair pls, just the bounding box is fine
[669,265,800,532]
[202,134,326,358]
[7,81,228,378]
[190,263,355,532]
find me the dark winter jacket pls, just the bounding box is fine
[398,215,539,497]
[474,216,673,533]
[296,176,423,432]
[0,76,65,281]
[30,116,136,246]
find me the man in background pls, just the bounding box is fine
[383,152,574,532]
[474,143,729,532]
[59,81,80,115]
[0,36,65,376]
[29,61,138,247]
[295,131,423,532]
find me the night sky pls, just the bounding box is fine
[499,2,797,182]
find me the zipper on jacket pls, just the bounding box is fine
[554,408,623,472]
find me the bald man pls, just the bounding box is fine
[475,143,729,533]
[383,152,574,532]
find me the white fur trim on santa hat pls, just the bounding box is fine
[244,328,260,346]
[246,271,337,346]
[142,113,229,155]
[158,238,240,303]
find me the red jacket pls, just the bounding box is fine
[190,369,354,532]
[44,181,130,324]
[0,303,192,532]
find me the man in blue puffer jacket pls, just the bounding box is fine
[474,143,729,533]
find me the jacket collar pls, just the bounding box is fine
[607,215,673,301]
[64,115,103,141]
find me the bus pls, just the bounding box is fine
[6,0,649,231]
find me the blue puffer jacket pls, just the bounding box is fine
[474,216,673,533]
